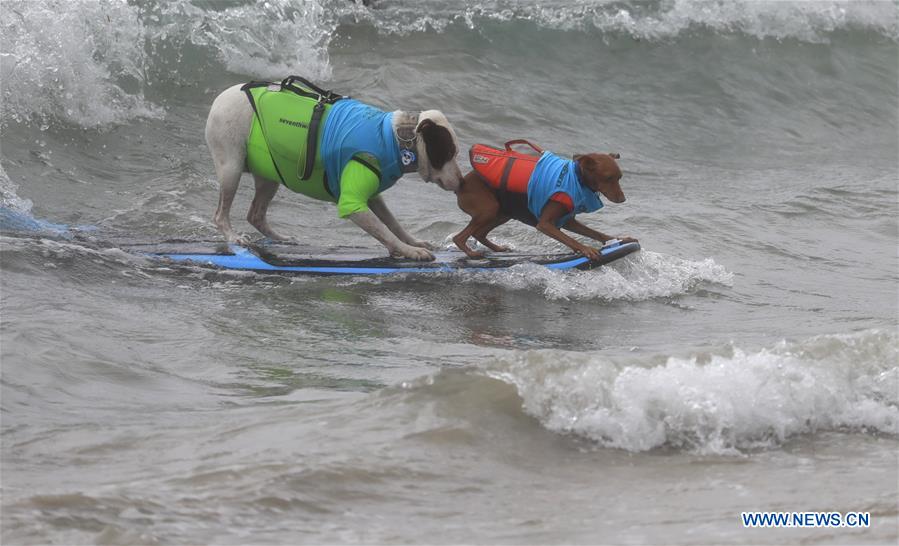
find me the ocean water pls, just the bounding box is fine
[1,0,897,544]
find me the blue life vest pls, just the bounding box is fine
[320,99,403,199]
[527,152,603,227]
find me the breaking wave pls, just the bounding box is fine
[2,0,895,127]
[475,329,899,453]
[358,0,899,41]
[0,0,162,127]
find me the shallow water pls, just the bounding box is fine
[2,0,898,544]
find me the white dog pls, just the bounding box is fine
[205,79,463,261]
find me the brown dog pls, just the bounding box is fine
[453,141,636,261]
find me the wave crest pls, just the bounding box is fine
[484,329,899,453]
[148,0,335,80]
[357,0,899,42]
[0,0,333,128]
[2,0,895,127]
[1,0,162,127]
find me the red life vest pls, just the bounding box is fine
[469,140,544,194]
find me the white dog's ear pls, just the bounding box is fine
[416,118,457,169]
[415,118,436,134]
[608,152,621,159]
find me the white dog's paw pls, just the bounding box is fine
[407,239,436,250]
[262,234,299,245]
[227,233,252,246]
[392,244,435,261]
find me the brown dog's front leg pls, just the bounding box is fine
[563,218,638,245]
[562,218,611,244]
[537,202,601,260]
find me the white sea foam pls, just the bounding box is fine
[485,329,899,453]
[0,0,162,127]
[463,250,733,301]
[0,0,333,127]
[603,0,899,42]
[356,0,898,41]
[2,0,893,127]
[150,0,335,80]
[0,165,32,213]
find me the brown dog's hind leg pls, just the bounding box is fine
[473,215,511,252]
[453,218,487,258]
[453,171,504,258]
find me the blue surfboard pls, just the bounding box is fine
[127,239,640,276]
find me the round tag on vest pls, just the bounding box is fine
[401,149,416,166]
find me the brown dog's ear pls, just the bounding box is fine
[608,152,621,159]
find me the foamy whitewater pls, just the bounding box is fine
[1,0,897,544]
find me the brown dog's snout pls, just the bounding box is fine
[605,189,626,204]
[607,182,626,203]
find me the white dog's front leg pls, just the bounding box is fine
[367,195,434,250]
[349,210,435,261]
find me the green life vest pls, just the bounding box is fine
[242,77,343,202]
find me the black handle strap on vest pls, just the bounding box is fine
[300,101,325,181]
[280,75,344,104]
[350,155,382,181]
[241,76,344,104]
[279,76,344,180]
